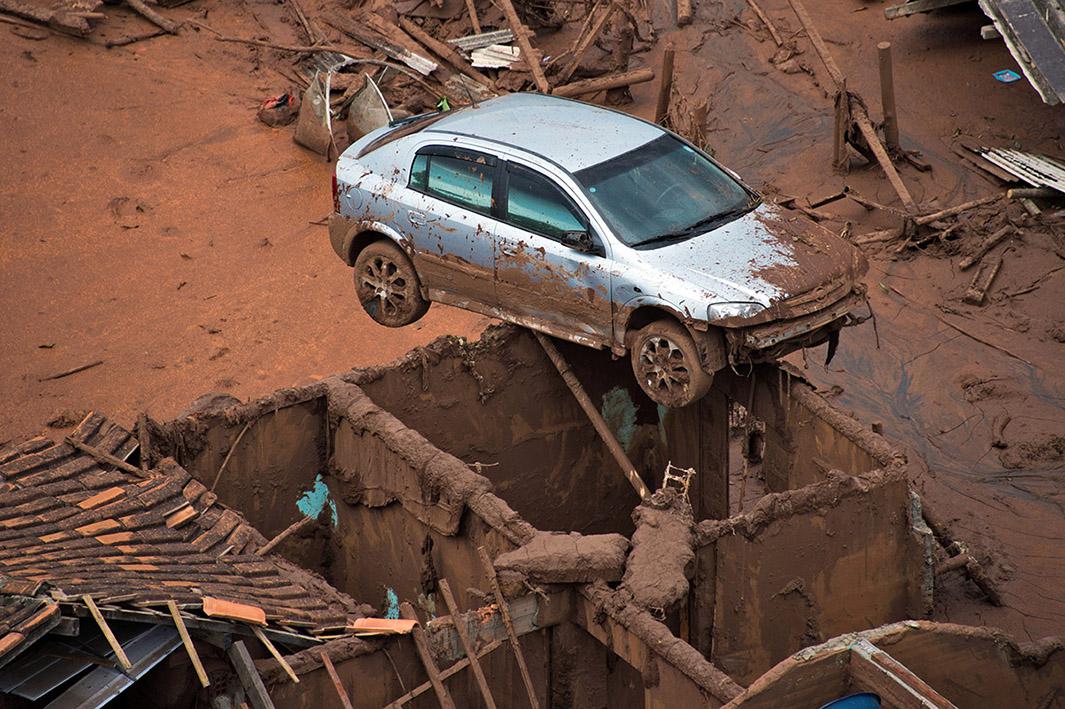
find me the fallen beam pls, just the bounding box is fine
[534,332,649,499]
[228,640,276,709]
[400,602,457,709]
[557,2,618,84]
[884,0,970,19]
[552,68,655,98]
[849,639,957,708]
[438,579,497,709]
[496,0,551,92]
[478,546,542,709]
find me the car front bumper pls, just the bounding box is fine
[727,290,867,360]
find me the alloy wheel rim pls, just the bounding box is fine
[638,335,690,395]
[360,256,409,316]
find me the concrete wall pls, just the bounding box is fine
[692,469,929,685]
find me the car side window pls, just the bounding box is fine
[409,148,496,216]
[505,164,586,240]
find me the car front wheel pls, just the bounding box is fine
[631,320,714,408]
[353,240,430,327]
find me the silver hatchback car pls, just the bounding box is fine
[329,93,868,407]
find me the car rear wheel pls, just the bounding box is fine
[353,241,429,327]
[631,320,713,408]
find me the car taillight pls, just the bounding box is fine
[331,173,340,212]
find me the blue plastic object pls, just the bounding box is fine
[817,693,882,709]
[993,69,1022,83]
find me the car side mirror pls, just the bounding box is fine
[562,230,602,256]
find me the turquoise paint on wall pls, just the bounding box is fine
[296,473,338,526]
[601,386,638,449]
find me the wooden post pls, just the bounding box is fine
[438,579,498,709]
[496,0,551,93]
[66,436,151,478]
[399,603,457,709]
[319,652,355,709]
[534,332,649,499]
[654,45,676,125]
[167,601,210,688]
[477,546,541,709]
[832,83,850,171]
[464,0,482,33]
[677,0,693,26]
[137,413,151,472]
[877,41,900,154]
[83,595,132,671]
[228,640,276,709]
[386,640,505,707]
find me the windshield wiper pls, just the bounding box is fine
[636,201,758,248]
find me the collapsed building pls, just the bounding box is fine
[2,326,1063,707]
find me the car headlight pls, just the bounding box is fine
[709,302,767,321]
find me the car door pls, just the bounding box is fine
[403,145,498,309]
[494,161,613,345]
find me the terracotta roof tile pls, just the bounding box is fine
[0,414,360,640]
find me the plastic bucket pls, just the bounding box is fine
[817,693,882,709]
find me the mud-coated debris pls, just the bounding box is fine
[493,531,629,583]
[1047,324,1065,342]
[46,409,88,428]
[258,93,300,127]
[999,434,1065,469]
[175,392,241,419]
[108,196,150,228]
[621,492,695,612]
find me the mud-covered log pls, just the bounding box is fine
[552,67,655,98]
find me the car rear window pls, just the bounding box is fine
[412,149,495,216]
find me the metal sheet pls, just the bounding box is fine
[44,626,181,709]
[471,44,521,69]
[447,29,515,52]
[978,147,1065,192]
[978,0,1065,104]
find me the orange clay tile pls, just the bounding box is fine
[202,597,267,625]
[165,506,198,528]
[350,618,418,635]
[77,487,125,510]
[0,632,25,656]
[76,519,120,536]
[96,532,135,545]
[38,531,69,544]
[21,604,59,632]
[120,564,159,572]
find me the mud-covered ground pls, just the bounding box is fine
[2,0,1063,644]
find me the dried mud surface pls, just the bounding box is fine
[1,0,1063,649]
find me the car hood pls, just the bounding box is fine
[630,203,862,306]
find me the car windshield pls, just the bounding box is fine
[574,134,755,248]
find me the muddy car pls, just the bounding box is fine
[329,93,868,407]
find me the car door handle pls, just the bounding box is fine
[408,210,427,226]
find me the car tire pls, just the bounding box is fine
[630,320,714,408]
[353,240,430,327]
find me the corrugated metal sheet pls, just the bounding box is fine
[977,147,1065,192]
[978,0,1065,105]
[471,44,521,69]
[447,29,515,52]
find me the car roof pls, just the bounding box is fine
[420,93,666,173]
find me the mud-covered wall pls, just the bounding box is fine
[729,621,1065,708]
[692,468,928,685]
[351,328,657,535]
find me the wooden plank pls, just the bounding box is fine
[82,594,132,671]
[386,639,504,707]
[850,639,956,708]
[495,0,550,92]
[464,0,482,33]
[228,640,276,709]
[438,579,497,709]
[399,602,457,709]
[557,2,618,84]
[959,225,1014,269]
[883,0,970,19]
[167,600,210,688]
[64,436,150,478]
[398,16,495,90]
[746,0,783,45]
[256,515,315,556]
[477,546,542,709]
[654,45,676,124]
[319,652,354,709]
[915,193,1002,225]
[785,0,845,88]
[253,625,299,684]
[677,0,693,25]
[852,105,916,210]
[963,256,1002,305]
